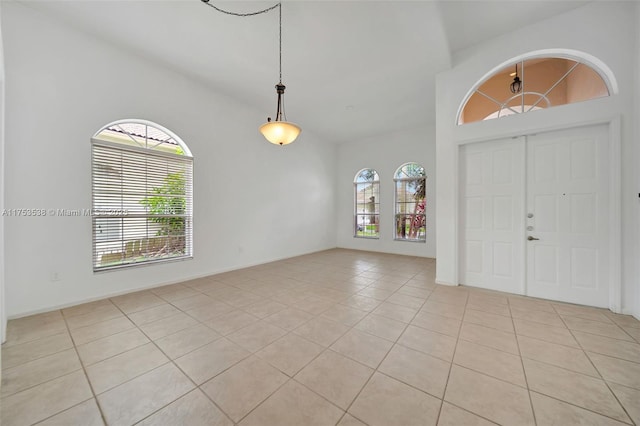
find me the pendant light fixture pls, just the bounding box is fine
[201,0,301,146]
[510,63,522,94]
[259,4,301,145]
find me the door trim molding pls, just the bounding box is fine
[454,116,622,313]
[608,117,622,313]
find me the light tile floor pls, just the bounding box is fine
[2,249,640,425]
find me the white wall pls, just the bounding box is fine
[635,2,640,320]
[2,2,337,317]
[0,5,6,346]
[336,126,436,258]
[436,2,639,315]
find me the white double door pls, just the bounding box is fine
[459,124,610,307]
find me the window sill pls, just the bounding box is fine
[93,255,193,273]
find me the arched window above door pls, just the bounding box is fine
[458,55,612,125]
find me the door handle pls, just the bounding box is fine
[527,236,540,241]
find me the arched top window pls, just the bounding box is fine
[355,168,380,183]
[93,120,193,157]
[354,168,380,239]
[395,163,425,180]
[91,119,193,271]
[394,163,426,242]
[458,56,612,125]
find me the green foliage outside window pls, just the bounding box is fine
[140,171,187,254]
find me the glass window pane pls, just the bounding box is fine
[394,163,426,242]
[459,57,610,125]
[92,121,193,271]
[354,168,380,238]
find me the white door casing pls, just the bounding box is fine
[458,124,610,308]
[459,137,525,294]
[526,125,609,307]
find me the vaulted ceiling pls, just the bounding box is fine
[22,0,588,143]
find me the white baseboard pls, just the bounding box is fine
[622,308,640,321]
[7,246,338,320]
[435,279,457,286]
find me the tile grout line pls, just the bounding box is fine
[113,301,238,426]
[447,362,530,390]
[229,375,294,425]
[0,331,92,400]
[225,268,409,426]
[60,308,109,426]
[7,254,639,425]
[508,296,539,426]
[327,270,425,426]
[344,271,431,421]
[0,356,93,401]
[434,285,469,425]
[528,388,638,426]
[511,309,640,362]
[0,331,74,373]
[581,348,640,366]
[77,298,222,371]
[97,293,238,424]
[170,276,361,425]
[156,287,316,425]
[553,304,637,426]
[441,399,503,426]
[458,294,610,407]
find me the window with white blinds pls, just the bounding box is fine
[91,121,193,271]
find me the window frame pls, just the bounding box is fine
[353,168,380,239]
[394,163,426,243]
[91,120,193,272]
[457,52,615,125]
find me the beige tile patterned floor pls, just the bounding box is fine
[2,248,640,425]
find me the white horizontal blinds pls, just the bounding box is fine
[92,140,193,271]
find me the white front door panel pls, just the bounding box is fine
[459,138,525,294]
[526,125,609,307]
[458,124,610,308]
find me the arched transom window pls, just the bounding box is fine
[354,169,380,238]
[394,163,426,242]
[459,57,611,125]
[92,120,193,271]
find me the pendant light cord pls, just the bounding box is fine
[279,4,282,83]
[200,0,283,82]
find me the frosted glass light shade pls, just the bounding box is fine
[259,121,301,145]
